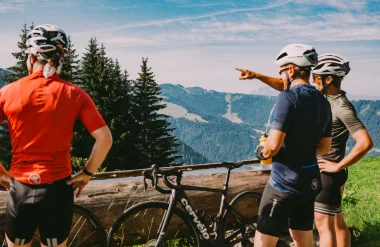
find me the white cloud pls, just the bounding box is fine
[102,36,162,47]
[295,0,363,10]
[180,2,233,7]
[94,4,138,11]
[75,1,294,34]
[0,2,25,12]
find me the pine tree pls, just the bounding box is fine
[72,40,139,171]
[71,40,136,171]
[105,63,138,171]
[71,38,101,167]
[0,23,34,168]
[60,36,80,84]
[132,58,181,169]
[4,23,34,83]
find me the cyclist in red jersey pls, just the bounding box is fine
[0,24,112,247]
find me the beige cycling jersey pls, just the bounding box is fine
[319,91,365,162]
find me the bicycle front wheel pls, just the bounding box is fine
[105,201,201,247]
[221,191,262,247]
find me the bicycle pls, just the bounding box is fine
[0,188,106,247]
[105,161,263,247]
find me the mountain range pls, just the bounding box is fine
[159,84,380,164]
[0,68,11,87]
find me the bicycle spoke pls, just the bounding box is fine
[68,217,87,247]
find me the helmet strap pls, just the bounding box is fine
[284,69,299,90]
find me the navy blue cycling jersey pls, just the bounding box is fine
[270,84,332,197]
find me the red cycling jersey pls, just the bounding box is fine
[0,70,106,184]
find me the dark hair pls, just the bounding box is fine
[36,45,65,68]
[322,74,343,88]
[297,66,311,80]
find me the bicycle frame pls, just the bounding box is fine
[155,167,249,247]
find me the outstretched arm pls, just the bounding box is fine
[235,68,284,92]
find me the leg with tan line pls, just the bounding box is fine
[253,231,278,247]
[289,229,314,247]
[315,212,337,247]
[334,212,351,247]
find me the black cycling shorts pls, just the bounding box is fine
[314,169,348,216]
[5,176,74,246]
[257,182,315,237]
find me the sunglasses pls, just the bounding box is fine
[312,74,323,80]
[278,66,294,75]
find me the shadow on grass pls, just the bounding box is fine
[350,221,380,247]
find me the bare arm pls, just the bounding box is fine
[262,129,286,158]
[84,125,113,173]
[67,125,112,197]
[337,129,373,170]
[235,68,284,92]
[316,137,332,156]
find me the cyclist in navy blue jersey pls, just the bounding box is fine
[253,44,332,247]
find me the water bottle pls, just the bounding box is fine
[259,133,272,165]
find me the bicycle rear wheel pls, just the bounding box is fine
[2,204,106,247]
[105,201,200,247]
[66,204,106,247]
[221,191,261,247]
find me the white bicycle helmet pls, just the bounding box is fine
[275,44,318,67]
[26,24,69,60]
[312,53,351,77]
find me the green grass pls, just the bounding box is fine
[343,157,380,247]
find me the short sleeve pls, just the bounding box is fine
[271,91,294,133]
[337,101,365,135]
[323,106,332,137]
[79,90,106,133]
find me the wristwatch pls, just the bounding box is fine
[82,167,94,176]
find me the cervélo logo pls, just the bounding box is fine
[180,198,210,239]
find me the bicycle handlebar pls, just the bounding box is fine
[142,164,183,194]
[221,161,244,168]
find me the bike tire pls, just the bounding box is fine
[220,190,262,247]
[68,204,106,247]
[2,204,106,247]
[105,201,201,247]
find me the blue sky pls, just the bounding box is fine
[1,0,380,96]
